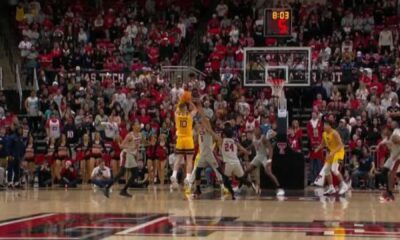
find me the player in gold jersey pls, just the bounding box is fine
[315,120,349,195]
[170,99,198,189]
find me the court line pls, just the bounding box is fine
[74,226,128,229]
[116,216,169,235]
[0,238,78,240]
[179,225,400,235]
[0,213,56,227]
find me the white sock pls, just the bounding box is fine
[329,184,334,189]
[172,170,178,179]
[189,173,196,184]
[186,173,191,180]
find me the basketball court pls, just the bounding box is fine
[0,187,399,240]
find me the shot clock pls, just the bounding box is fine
[264,8,292,37]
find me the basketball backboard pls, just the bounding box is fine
[243,47,311,87]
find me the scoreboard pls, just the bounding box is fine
[264,8,292,37]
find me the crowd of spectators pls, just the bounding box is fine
[1,0,400,191]
[16,0,202,86]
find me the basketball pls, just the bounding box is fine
[180,91,192,102]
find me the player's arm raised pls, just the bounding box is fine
[188,100,198,117]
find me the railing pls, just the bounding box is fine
[15,64,22,110]
[161,65,207,83]
[179,31,202,67]
[33,67,39,91]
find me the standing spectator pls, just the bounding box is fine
[54,135,69,183]
[146,135,158,185]
[216,1,228,18]
[156,134,168,185]
[307,111,323,183]
[288,128,301,153]
[337,119,350,145]
[379,26,393,53]
[7,127,26,188]
[24,91,39,116]
[18,36,32,59]
[91,159,112,188]
[60,160,78,188]
[0,127,7,187]
[46,112,61,140]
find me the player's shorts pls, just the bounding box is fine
[224,162,244,178]
[175,136,194,155]
[250,155,270,168]
[120,151,137,169]
[326,150,345,164]
[197,152,218,169]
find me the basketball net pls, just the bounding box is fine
[268,79,287,117]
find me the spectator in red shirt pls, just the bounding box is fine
[103,9,115,39]
[313,93,325,111]
[138,109,151,125]
[207,14,220,34]
[307,111,324,183]
[288,128,302,153]
[147,43,160,65]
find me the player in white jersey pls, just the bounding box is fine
[243,127,284,196]
[104,122,141,198]
[190,117,224,197]
[206,122,252,199]
[378,124,400,202]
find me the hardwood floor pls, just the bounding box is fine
[0,186,399,239]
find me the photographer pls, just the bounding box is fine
[60,161,78,188]
[37,161,52,187]
[91,159,112,188]
[131,160,149,188]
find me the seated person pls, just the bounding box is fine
[37,161,52,187]
[131,160,149,188]
[60,161,78,188]
[351,146,375,189]
[91,159,112,188]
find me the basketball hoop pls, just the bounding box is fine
[268,78,285,98]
